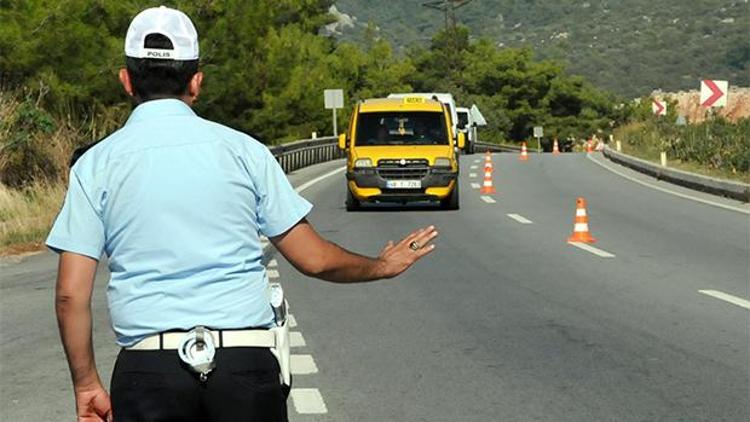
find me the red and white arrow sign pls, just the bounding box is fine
[700,80,728,108]
[652,99,667,116]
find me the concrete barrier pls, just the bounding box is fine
[602,146,750,202]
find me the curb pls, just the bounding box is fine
[602,146,750,203]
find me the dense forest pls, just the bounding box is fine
[334,0,750,97]
[1,0,624,157]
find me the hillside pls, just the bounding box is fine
[331,0,750,98]
[663,87,750,123]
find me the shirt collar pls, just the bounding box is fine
[125,99,197,125]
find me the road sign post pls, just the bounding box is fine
[324,89,345,136]
[533,126,543,153]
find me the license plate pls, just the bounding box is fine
[386,180,422,189]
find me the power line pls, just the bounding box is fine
[422,0,474,30]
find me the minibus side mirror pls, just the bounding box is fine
[457,132,466,150]
[338,133,347,150]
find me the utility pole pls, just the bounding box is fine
[422,0,474,31]
[422,0,474,80]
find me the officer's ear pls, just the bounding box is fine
[187,71,204,103]
[119,68,135,98]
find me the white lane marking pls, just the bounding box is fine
[267,269,280,279]
[288,314,298,328]
[470,183,481,189]
[587,154,750,216]
[568,242,615,258]
[267,259,278,268]
[291,354,319,374]
[291,388,328,414]
[470,165,478,170]
[295,166,347,193]
[473,159,481,163]
[699,290,750,310]
[290,331,307,347]
[469,173,477,178]
[481,196,496,204]
[507,213,533,224]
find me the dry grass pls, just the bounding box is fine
[0,181,66,254]
[1,89,79,255]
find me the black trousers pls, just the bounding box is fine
[111,347,288,422]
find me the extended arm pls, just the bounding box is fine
[271,219,437,283]
[55,252,112,421]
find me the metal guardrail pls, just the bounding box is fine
[268,136,344,173]
[603,145,750,202]
[474,141,522,153]
[267,138,521,174]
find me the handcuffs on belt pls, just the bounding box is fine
[177,283,291,386]
[178,326,216,382]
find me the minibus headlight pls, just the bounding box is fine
[354,158,373,168]
[434,157,452,168]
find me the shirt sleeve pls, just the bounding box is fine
[46,169,105,260]
[255,148,313,238]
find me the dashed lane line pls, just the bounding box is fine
[469,173,478,178]
[290,331,307,347]
[264,164,346,417]
[291,354,319,374]
[473,159,481,163]
[507,213,533,224]
[470,183,481,189]
[290,388,328,414]
[699,290,750,310]
[480,196,496,204]
[568,242,615,258]
[470,165,478,170]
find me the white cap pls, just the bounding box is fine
[124,6,199,60]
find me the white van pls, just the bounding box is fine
[456,107,475,154]
[388,93,460,148]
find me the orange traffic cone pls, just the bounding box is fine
[480,167,496,194]
[567,198,596,243]
[484,159,493,172]
[484,151,493,170]
[553,139,560,155]
[586,140,593,153]
[519,142,529,161]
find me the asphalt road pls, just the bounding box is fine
[1,153,748,421]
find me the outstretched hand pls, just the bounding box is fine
[377,225,438,279]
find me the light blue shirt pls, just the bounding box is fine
[47,99,312,346]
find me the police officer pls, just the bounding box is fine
[48,6,437,422]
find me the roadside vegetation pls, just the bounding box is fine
[0,89,80,254]
[1,1,747,253]
[614,101,750,183]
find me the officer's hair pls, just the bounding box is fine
[125,34,199,102]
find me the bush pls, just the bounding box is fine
[0,90,77,187]
[616,117,750,175]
